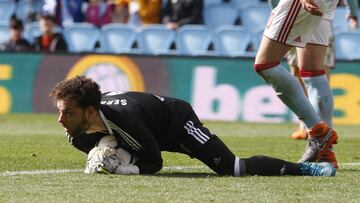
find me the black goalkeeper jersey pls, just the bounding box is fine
[67,91,195,174]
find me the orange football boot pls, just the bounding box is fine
[318,147,339,169]
[298,123,338,163]
[291,127,308,140]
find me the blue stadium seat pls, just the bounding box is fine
[230,0,261,10]
[251,25,265,52]
[214,25,251,57]
[177,25,213,56]
[101,23,137,54]
[203,0,223,8]
[0,1,15,22]
[204,4,238,30]
[333,7,349,31]
[0,22,9,43]
[334,31,360,60]
[63,23,100,53]
[15,0,32,23]
[239,5,271,31]
[138,25,176,55]
[24,22,41,45]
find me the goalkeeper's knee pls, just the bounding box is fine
[193,136,246,176]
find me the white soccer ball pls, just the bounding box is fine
[96,135,118,148]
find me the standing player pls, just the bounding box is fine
[49,76,335,176]
[268,0,358,141]
[254,0,339,167]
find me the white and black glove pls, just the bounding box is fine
[84,147,139,175]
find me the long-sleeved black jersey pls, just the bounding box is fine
[67,91,197,174]
[65,91,308,177]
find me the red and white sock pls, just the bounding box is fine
[300,69,333,128]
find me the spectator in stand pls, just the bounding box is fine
[0,17,32,52]
[161,0,203,30]
[83,0,112,27]
[54,0,85,26]
[34,15,68,52]
[111,0,128,23]
[112,0,161,29]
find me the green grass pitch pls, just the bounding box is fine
[1,114,360,202]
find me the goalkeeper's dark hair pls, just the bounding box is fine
[49,76,102,110]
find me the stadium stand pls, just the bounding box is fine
[23,21,62,45]
[333,7,350,31]
[23,22,41,45]
[0,1,16,22]
[334,30,360,60]
[204,3,239,30]
[251,25,265,52]
[203,0,223,8]
[63,23,100,53]
[0,22,10,43]
[0,1,360,58]
[214,25,251,57]
[15,0,33,23]
[177,25,213,56]
[138,25,176,55]
[239,4,271,31]
[230,0,261,10]
[101,23,137,54]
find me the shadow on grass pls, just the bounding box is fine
[151,172,219,178]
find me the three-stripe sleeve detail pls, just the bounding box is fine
[107,121,143,151]
[184,121,210,144]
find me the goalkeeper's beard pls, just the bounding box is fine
[67,112,91,136]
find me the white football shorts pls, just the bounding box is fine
[264,0,338,47]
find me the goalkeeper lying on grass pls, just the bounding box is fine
[50,76,335,177]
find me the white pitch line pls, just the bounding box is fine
[340,163,360,166]
[2,169,83,176]
[1,166,207,176]
[2,163,360,176]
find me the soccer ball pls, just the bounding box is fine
[96,135,118,148]
[95,135,137,165]
[84,135,138,174]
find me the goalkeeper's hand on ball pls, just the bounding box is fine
[84,146,139,175]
